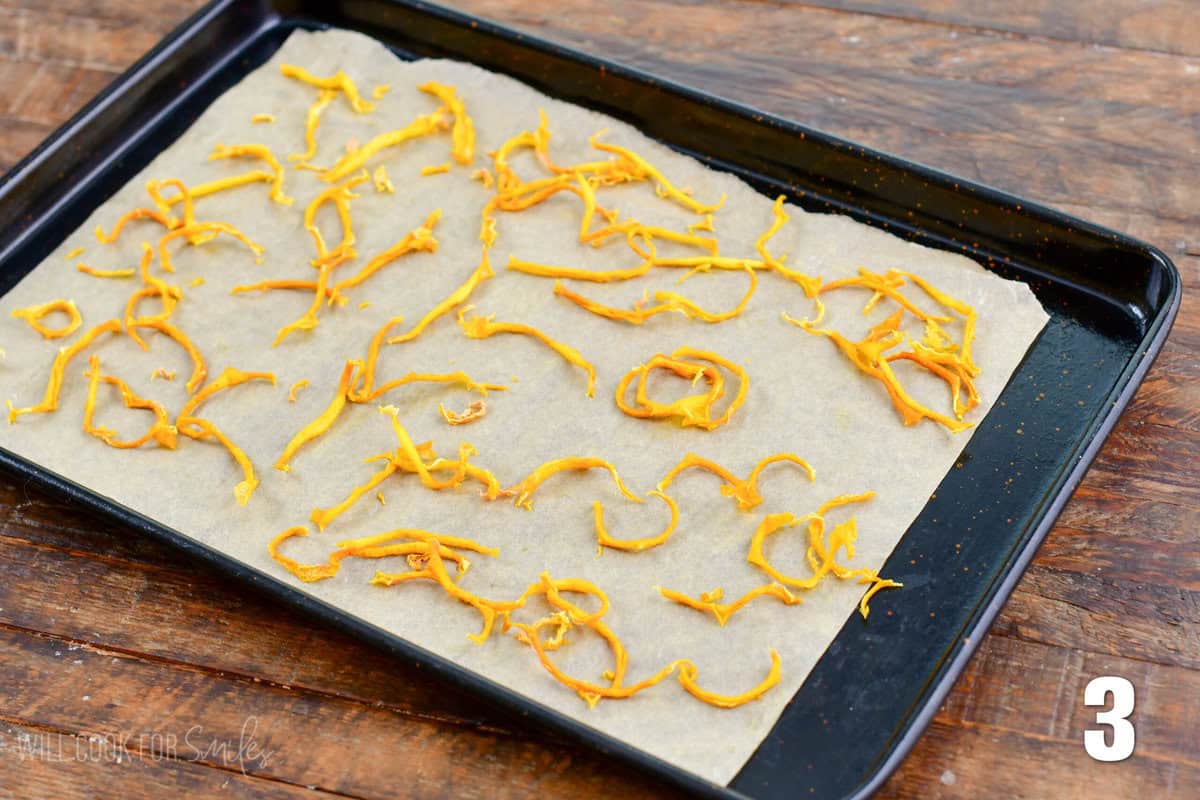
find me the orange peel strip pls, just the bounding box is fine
[377,406,497,496]
[158,221,264,273]
[512,621,681,708]
[77,264,135,279]
[554,281,670,325]
[652,264,757,323]
[439,399,486,426]
[321,110,449,183]
[230,279,338,299]
[287,380,309,403]
[593,490,678,552]
[677,649,781,708]
[270,527,345,582]
[616,356,724,427]
[657,452,815,511]
[11,299,82,340]
[419,81,474,164]
[512,572,611,627]
[366,371,506,404]
[508,255,652,283]
[129,318,207,394]
[785,310,972,432]
[756,195,822,297]
[289,88,337,163]
[386,248,494,345]
[330,210,441,300]
[273,263,333,346]
[504,456,641,510]
[671,346,747,430]
[457,306,596,397]
[209,143,294,206]
[656,584,800,627]
[310,458,397,531]
[275,360,356,471]
[420,162,452,176]
[746,492,876,590]
[896,270,978,372]
[7,319,121,424]
[280,64,375,113]
[82,355,178,450]
[817,267,952,324]
[151,174,277,224]
[177,367,276,437]
[303,171,368,264]
[589,132,726,214]
[178,415,258,505]
[94,207,176,244]
[371,539,518,643]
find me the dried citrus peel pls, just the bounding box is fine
[276,360,356,471]
[303,171,367,265]
[77,265,135,279]
[744,491,900,616]
[7,319,121,424]
[310,457,398,531]
[177,367,276,438]
[371,538,519,643]
[616,348,746,430]
[287,380,309,403]
[273,263,333,346]
[157,221,264,273]
[209,143,294,206]
[364,371,506,405]
[657,452,815,511]
[385,249,494,345]
[280,64,376,113]
[786,308,972,432]
[329,210,441,301]
[677,649,781,709]
[94,207,176,243]
[756,195,821,297]
[589,132,726,214]
[457,306,597,397]
[554,266,756,325]
[82,355,178,450]
[512,620,680,708]
[149,176,278,228]
[290,88,337,164]
[129,318,207,394]
[419,81,474,164]
[616,355,723,427]
[11,299,82,340]
[656,584,800,626]
[440,399,486,426]
[593,490,678,553]
[178,415,258,505]
[321,110,449,182]
[505,456,641,510]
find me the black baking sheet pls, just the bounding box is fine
[0,1,1180,798]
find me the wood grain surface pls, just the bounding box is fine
[0,1,1196,797]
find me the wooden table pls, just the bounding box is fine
[1,1,1196,797]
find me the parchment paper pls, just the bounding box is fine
[0,29,1048,785]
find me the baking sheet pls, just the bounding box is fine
[0,28,1048,785]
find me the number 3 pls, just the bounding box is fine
[1084,676,1135,762]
